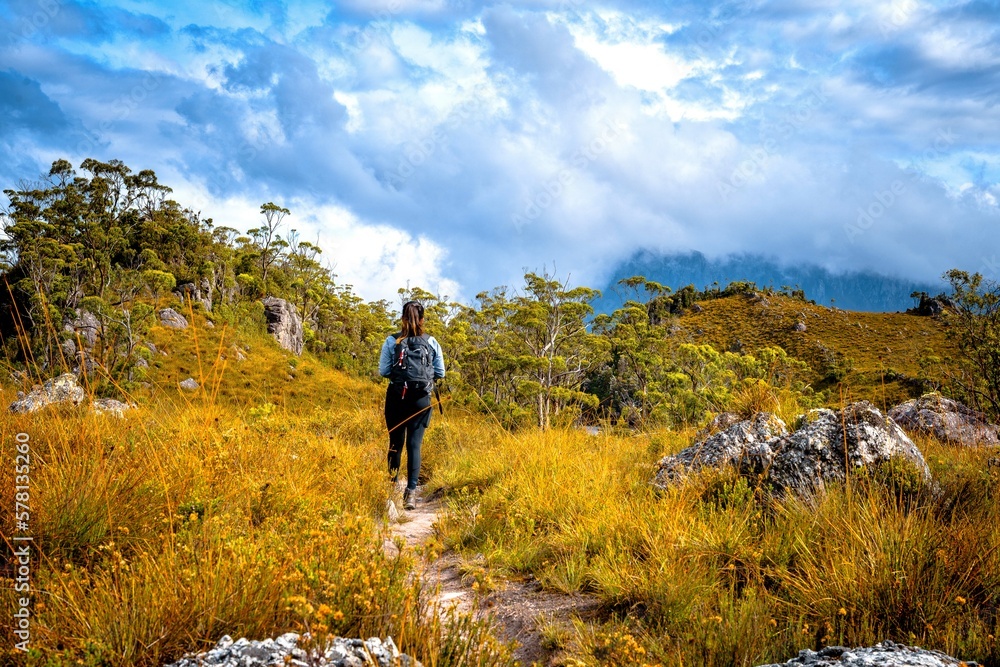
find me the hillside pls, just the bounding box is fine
[0,309,513,667]
[3,296,999,667]
[598,251,946,313]
[671,292,955,407]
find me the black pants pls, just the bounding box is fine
[384,384,431,490]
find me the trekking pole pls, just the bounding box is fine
[434,381,444,415]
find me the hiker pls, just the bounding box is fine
[379,300,446,510]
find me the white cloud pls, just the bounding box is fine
[303,204,460,304]
[161,181,457,304]
[561,12,694,92]
[918,25,1000,69]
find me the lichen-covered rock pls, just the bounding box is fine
[173,280,214,312]
[200,277,214,312]
[8,373,85,413]
[262,296,304,355]
[91,398,135,417]
[653,412,789,489]
[164,632,422,667]
[653,402,932,497]
[889,394,999,446]
[764,402,931,495]
[179,378,200,391]
[755,640,976,666]
[158,308,189,329]
[696,412,744,440]
[63,308,101,350]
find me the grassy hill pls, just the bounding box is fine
[672,292,955,408]
[2,296,995,667]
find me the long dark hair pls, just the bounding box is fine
[400,300,424,338]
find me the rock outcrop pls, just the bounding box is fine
[262,296,304,355]
[906,293,954,317]
[62,308,101,357]
[655,412,788,487]
[889,394,999,446]
[173,279,213,312]
[696,412,744,440]
[179,378,200,391]
[755,640,976,667]
[792,321,807,332]
[91,398,135,417]
[9,373,86,413]
[766,402,931,494]
[158,308,189,330]
[165,633,421,667]
[653,402,932,496]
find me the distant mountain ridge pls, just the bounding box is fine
[597,251,947,313]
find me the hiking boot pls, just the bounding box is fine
[403,488,417,510]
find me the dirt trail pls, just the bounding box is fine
[383,496,602,665]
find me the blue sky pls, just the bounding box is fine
[1,0,998,303]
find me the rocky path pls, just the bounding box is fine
[383,495,602,665]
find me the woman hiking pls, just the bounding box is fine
[379,300,446,510]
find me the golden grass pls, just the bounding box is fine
[0,304,512,667]
[425,414,1000,666]
[0,294,993,667]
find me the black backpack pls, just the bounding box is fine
[389,333,436,392]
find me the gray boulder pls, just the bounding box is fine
[63,308,101,355]
[653,412,789,488]
[200,277,213,312]
[262,296,304,355]
[696,411,744,440]
[165,632,422,667]
[764,402,931,495]
[173,279,214,312]
[889,394,999,446]
[91,398,135,417]
[756,640,976,666]
[792,321,807,332]
[179,378,200,391]
[9,373,86,413]
[653,402,932,497]
[158,308,189,330]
